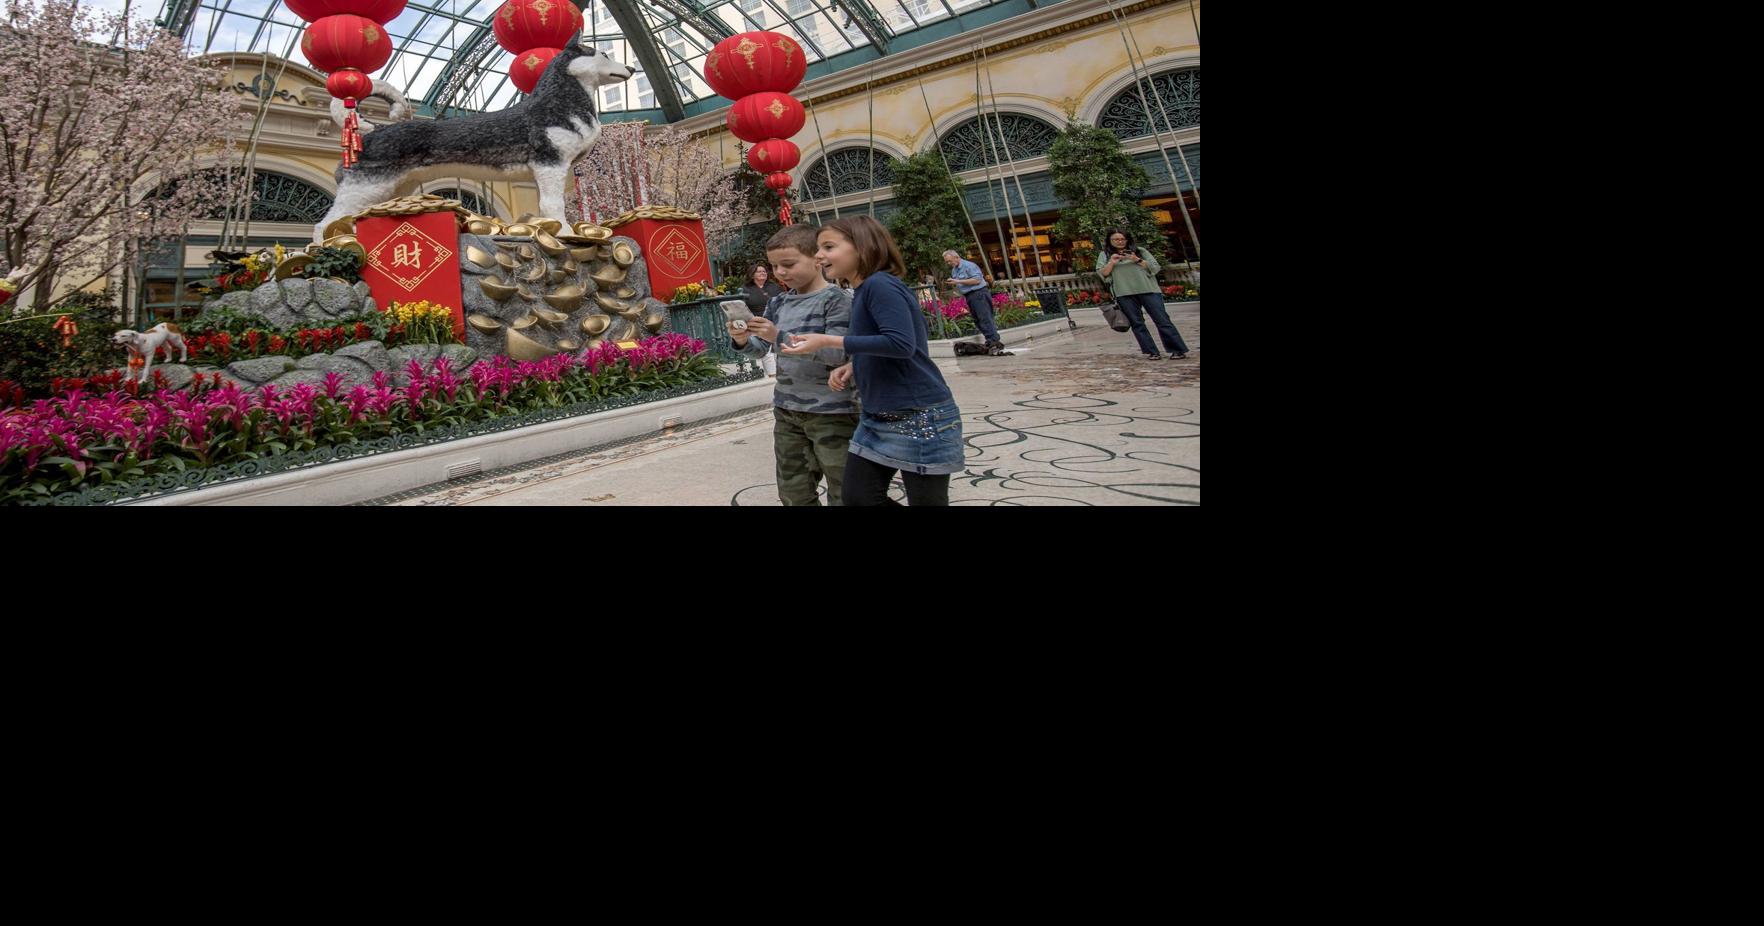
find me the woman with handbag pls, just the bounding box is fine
[1097,229,1189,360]
[741,263,785,376]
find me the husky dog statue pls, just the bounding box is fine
[313,34,633,241]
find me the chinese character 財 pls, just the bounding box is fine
[393,242,424,268]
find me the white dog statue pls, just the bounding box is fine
[112,323,188,382]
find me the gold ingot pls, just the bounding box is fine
[479,278,517,301]
[464,246,497,270]
[516,212,537,224]
[465,218,497,235]
[544,285,585,313]
[503,223,536,237]
[612,242,636,267]
[322,234,366,260]
[616,285,638,300]
[516,285,538,302]
[569,246,598,262]
[586,337,606,350]
[581,315,611,337]
[547,269,568,286]
[504,327,556,361]
[323,216,356,240]
[592,265,627,287]
[534,231,567,257]
[556,339,580,352]
[593,291,625,312]
[519,261,547,282]
[535,218,564,236]
[517,244,538,261]
[573,223,613,241]
[495,241,520,251]
[467,314,504,334]
[494,252,518,269]
[274,253,312,280]
[511,314,538,330]
[533,308,570,328]
[643,312,666,332]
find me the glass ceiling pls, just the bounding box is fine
[155,0,1036,122]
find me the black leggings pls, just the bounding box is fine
[842,453,951,506]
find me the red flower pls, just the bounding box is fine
[355,322,370,341]
[246,330,262,352]
[270,335,286,352]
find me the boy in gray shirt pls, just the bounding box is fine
[728,225,858,506]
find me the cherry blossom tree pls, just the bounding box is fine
[569,122,749,256]
[1,0,238,312]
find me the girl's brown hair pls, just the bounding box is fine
[819,216,905,282]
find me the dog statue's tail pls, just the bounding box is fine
[330,84,413,135]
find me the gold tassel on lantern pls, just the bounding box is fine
[52,315,78,348]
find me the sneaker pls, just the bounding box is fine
[1172,352,1189,360]
[1144,354,1163,361]
[987,342,1007,356]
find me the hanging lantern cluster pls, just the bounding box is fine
[493,0,583,94]
[703,31,805,224]
[290,0,407,168]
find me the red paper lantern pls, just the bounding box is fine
[704,31,806,100]
[727,92,804,144]
[326,68,372,104]
[301,15,393,74]
[492,0,583,53]
[509,46,562,93]
[765,172,793,191]
[283,0,407,25]
[747,139,800,174]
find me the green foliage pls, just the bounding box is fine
[885,151,971,282]
[0,293,125,393]
[1047,120,1167,269]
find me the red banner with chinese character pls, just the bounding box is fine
[358,211,466,338]
[616,217,713,303]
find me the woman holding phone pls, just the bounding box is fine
[1097,229,1189,360]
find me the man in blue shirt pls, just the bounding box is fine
[943,250,1003,353]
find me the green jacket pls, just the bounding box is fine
[1097,246,1162,297]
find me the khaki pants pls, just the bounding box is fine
[774,407,860,506]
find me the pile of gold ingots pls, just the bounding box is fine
[601,205,703,228]
[462,214,665,362]
[294,197,668,362]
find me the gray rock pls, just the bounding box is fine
[248,280,283,314]
[465,327,504,360]
[439,344,478,371]
[220,290,255,312]
[311,279,359,317]
[333,340,391,371]
[292,355,375,387]
[151,364,195,391]
[226,356,296,383]
[267,370,339,389]
[362,296,377,315]
[279,278,314,310]
[352,281,371,301]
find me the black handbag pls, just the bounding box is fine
[1101,303,1132,332]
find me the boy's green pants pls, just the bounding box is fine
[774,408,860,506]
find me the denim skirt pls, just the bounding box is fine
[848,398,966,475]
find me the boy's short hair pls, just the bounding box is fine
[819,216,905,281]
[765,224,820,258]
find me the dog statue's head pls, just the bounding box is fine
[564,34,636,88]
[111,329,140,347]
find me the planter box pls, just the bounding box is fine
[126,377,772,506]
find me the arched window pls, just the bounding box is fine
[936,113,1061,173]
[181,170,334,224]
[430,188,497,217]
[802,148,900,199]
[1098,68,1200,140]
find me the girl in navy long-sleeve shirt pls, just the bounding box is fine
[780,217,964,506]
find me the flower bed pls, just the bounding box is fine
[1,334,715,504]
[922,292,1048,338]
